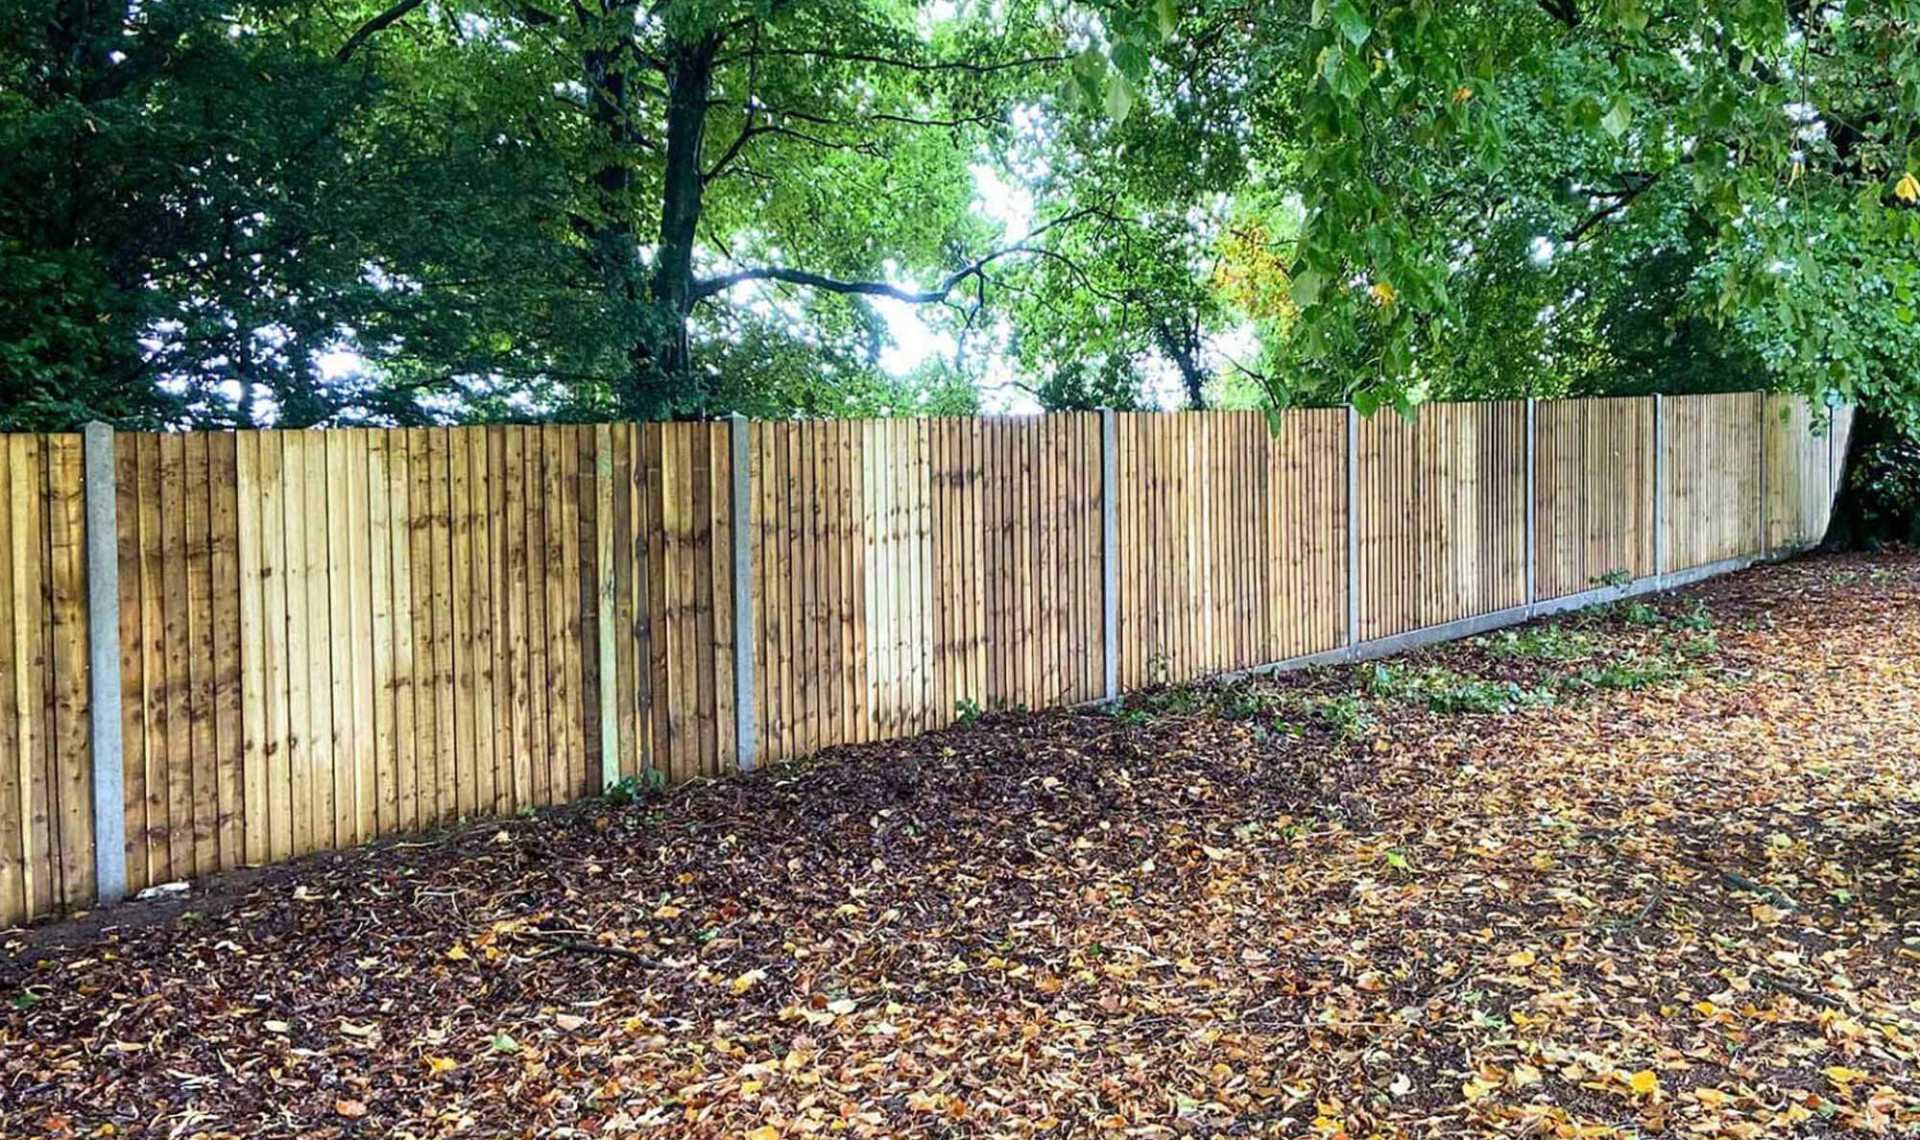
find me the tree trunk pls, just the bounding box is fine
[1155,316,1208,411]
[1821,404,1899,549]
[650,34,721,405]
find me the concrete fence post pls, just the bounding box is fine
[82,422,126,906]
[1345,405,1360,651]
[1099,408,1119,704]
[729,413,756,772]
[1652,394,1667,579]
[1524,398,1537,607]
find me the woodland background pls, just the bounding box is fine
[2,0,1917,529]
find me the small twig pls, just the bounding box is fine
[1752,970,1844,1009]
[1594,889,1664,931]
[508,931,656,966]
[1719,870,1804,911]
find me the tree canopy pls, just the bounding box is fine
[1,0,1916,433]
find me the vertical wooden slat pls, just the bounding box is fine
[690,426,718,775]
[113,436,148,890]
[297,432,333,852]
[612,425,639,784]
[449,430,476,819]
[156,434,193,874]
[559,427,587,796]
[500,428,531,809]
[0,443,23,922]
[255,434,292,863]
[47,436,93,907]
[388,430,421,833]
[427,429,456,817]
[324,432,354,850]
[484,427,512,812]
[367,432,397,835]
[209,434,243,867]
[344,431,376,843]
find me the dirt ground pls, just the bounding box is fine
[4,550,1918,1138]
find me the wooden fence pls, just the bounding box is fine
[0,393,1855,925]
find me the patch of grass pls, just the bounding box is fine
[1618,600,1665,627]
[1560,652,1688,693]
[1479,623,1596,662]
[1671,599,1715,631]
[1140,687,1206,717]
[1367,663,1551,715]
[1674,633,1719,659]
[1310,693,1376,740]
[604,768,668,805]
[1219,685,1289,721]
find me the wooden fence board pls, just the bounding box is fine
[0,393,1847,925]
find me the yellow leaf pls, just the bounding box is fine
[1627,1070,1659,1097]
[424,1056,459,1075]
[1506,949,1537,969]
[1462,1077,1499,1102]
[1895,172,1920,204]
[1369,281,1397,306]
[1823,1065,1868,1086]
[745,1128,781,1140]
[731,969,766,995]
[445,944,470,961]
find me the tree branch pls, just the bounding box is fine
[1536,0,1582,28]
[691,207,1105,303]
[335,0,431,62]
[725,47,1070,74]
[1562,171,1661,243]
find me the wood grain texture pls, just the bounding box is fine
[0,395,1843,925]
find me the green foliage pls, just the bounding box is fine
[1565,653,1686,693]
[1366,663,1549,715]
[604,768,668,804]
[1258,0,1920,426]
[1849,436,1920,544]
[1480,624,1595,662]
[4,0,1917,433]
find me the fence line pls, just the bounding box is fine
[0,392,1857,925]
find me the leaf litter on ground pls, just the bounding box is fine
[3,551,1919,1138]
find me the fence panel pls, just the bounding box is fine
[0,434,92,920]
[1115,409,1346,688]
[0,392,1856,926]
[1357,401,1527,639]
[1664,393,1763,571]
[1533,397,1656,598]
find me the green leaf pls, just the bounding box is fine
[1600,96,1632,140]
[1291,267,1325,307]
[1154,0,1179,37]
[1104,72,1137,123]
[1330,0,1372,47]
